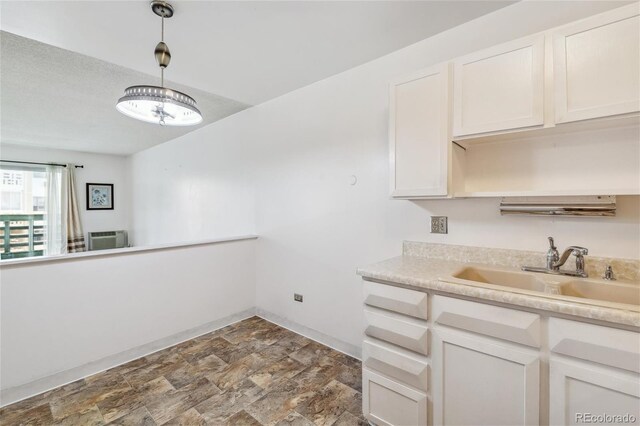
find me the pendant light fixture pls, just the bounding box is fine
[116,1,202,126]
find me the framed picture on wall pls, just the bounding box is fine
[86,183,114,210]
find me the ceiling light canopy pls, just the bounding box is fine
[116,1,202,126]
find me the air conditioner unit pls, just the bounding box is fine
[88,230,128,251]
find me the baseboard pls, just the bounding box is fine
[0,308,257,407]
[256,308,362,361]
[1,306,361,407]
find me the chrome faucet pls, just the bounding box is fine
[546,237,559,270]
[523,237,589,278]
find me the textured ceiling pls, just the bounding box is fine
[1,31,249,155]
[0,1,518,155]
[1,1,516,105]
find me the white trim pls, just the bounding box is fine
[256,308,361,360]
[0,307,360,408]
[0,235,258,267]
[0,308,257,407]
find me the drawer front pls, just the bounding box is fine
[364,307,429,355]
[549,317,640,373]
[432,295,541,347]
[362,338,429,391]
[363,367,428,426]
[364,280,428,319]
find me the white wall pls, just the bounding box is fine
[128,121,256,246]
[133,1,639,351]
[0,238,256,399]
[0,144,130,239]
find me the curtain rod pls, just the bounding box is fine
[0,160,84,169]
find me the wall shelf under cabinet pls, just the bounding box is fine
[454,189,639,198]
[453,114,640,148]
[451,121,640,198]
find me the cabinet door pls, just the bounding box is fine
[363,367,428,426]
[554,4,640,123]
[389,63,450,198]
[432,327,540,426]
[453,34,545,137]
[549,358,640,426]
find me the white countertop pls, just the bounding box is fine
[357,254,640,328]
[0,235,258,267]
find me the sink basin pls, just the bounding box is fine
[450,266,640,308]
[560,280,640,306]
[452,267,549,292]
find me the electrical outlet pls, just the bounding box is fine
[431,216,448,234]
[294,293,303,302]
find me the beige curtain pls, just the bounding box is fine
[66,164,86,252]
[45,165,67,255]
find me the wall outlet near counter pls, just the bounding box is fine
[294,293,303,302]
[431,216,448,234]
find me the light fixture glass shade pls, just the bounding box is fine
[116,85,202,126]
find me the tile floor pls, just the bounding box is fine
[0,316,365,426]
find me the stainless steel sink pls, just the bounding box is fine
[452,267,549,292]
[560,280,640,306]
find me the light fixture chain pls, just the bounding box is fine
[160,16,165,87]
[117,1,202,126]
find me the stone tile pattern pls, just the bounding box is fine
[0,317,364,426]
[404,241,640,282]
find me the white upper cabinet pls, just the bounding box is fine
[389,63,450,198]
[554,4,640,123]
[453,35,545,138]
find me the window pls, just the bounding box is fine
[2,171,23,186]
[1,166,50,259]
[1,192,22,211]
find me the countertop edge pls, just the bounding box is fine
[358,259,640,329]
[0,235,259,267]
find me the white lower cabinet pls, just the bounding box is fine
[361,283,640,426]
[549,358,640,426]
[364,307,429,355]
[363,367,428,426]
[432,327,540,426]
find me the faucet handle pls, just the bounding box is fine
[603,265,616,281]
[548,237,556,250]
[569,246,588,256]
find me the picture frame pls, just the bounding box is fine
[86,183,114,210]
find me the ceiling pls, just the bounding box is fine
[0,1,516,155]
[1,1,515,105]
[1,31,249,155]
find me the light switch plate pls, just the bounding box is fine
[431,216,448,234]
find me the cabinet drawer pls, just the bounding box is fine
[363,367,428,426]
[364,307,429,355]
[432,295,541,347]
[364,281,428,319]
[549,317,640,373]
[363,338,429,391]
